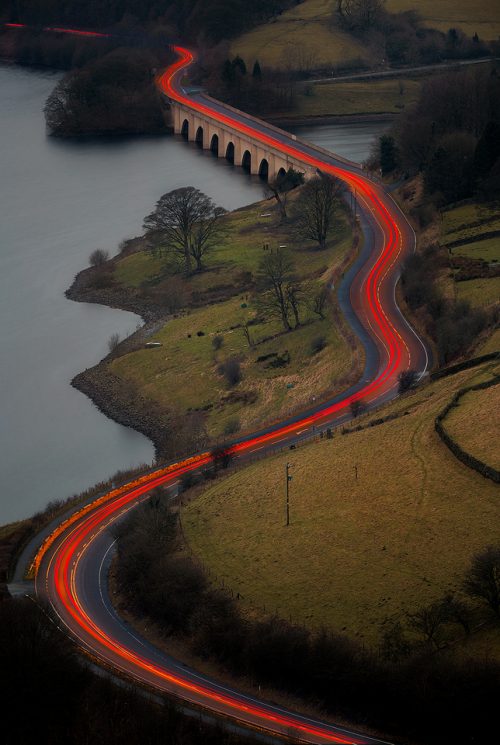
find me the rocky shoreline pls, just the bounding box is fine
[66,254,173,458]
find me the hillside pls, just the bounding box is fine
[231,0,500,72]
[387,0,500,37]
[183,355,500,651]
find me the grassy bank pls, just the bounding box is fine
[296,77,421,118]
[230,0,368,71]
[96,194,361,441]
[440,201,500,309]
[387,0,500,38]
[182,357,500,650]
[444,380,500,470]
[230,0,499,75]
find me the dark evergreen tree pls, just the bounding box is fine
[380,135,398,175]
[252,60,262,80]
[473,120,500,183]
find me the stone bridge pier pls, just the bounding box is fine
[170,102,314,182]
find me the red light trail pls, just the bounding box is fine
[9,30,428,743]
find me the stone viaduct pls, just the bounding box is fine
[169,100,316,181]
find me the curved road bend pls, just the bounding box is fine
[28,44,430,745]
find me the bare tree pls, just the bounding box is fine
[266,168,304,222]
[407,601,446,648]
[309,285,329,319]
[143,187,226,275]
[108,332,120,353]
[241,322,254,348]
[379,619,413,662]
[89,248,109,267]
[296,174,341,250]
[335,0,386,31]
[257,247,295,331]
[463,545,500,617]
[285,281,304,328]
[439,594,472,635]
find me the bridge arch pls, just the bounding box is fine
[241,149,251,173]
[195,126,204,146]
[258,158,269,181]
[225,141,235,163]
[210,134,219,154]
[181,119,189,139]
[277,167,287,180]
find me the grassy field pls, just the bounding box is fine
[456,276,500,308]
[183,358,500,649]
[444,380,500,470]
[231,0,500,74]
[109,197,360,439]
[480,327,500,355]
[230,0,369,70]
[387,0,500,38]
[438,201,500,311]
[110,296,356,438]
[441,202,500,261]
[296,77,421,117]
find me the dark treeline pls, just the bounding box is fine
[375,64,500,364]
[4,0,297,43]
[200,53,296,115]
[381,64,500,203]
[401,248,492,365]
[115,496,500,745]
[44,46,172,135]
[334,1,492,68]
[0,29,123,69]
[0,596,256,745]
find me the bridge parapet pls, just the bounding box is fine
[169,99,316,181]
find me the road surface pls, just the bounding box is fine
[18,40,429,745]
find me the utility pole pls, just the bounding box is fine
[285,462,293,526]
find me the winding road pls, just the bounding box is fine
[13,37,429,745]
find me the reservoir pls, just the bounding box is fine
[0,63,386,523]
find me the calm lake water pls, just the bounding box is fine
[290,121,389,163]
[0,63,385,523]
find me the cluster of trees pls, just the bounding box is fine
[4,0,297,43]
[204,53,296,114]
[0,28,123,69]
[0,595,255,745]
[44,47,172,135]
[256,174,341,330]
[257,247,328,332]
[334,1,491,67]
[115,495,500,745]
[383,545,500,656]
[380,65,500,203]
[401,248,489,364]
[143,174,341,327]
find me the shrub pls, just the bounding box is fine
[218,357,242,387]
[212,334,224,350]
[107,333,120,353]
[398,369,418,393]
[350,399,367,418]
[224,418,241,435]
[89,248,109,267]
[87,270,115,289]
[463,545,500,617]
[310,335,327,355]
